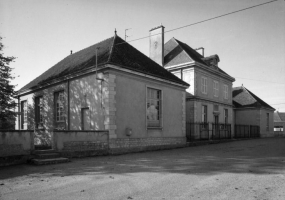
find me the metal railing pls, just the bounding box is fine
[186,122,231,141]
[234,125,260,138]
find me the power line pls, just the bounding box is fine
[115,0,279,46]
[271,103,285,105]
[234,77,285,85]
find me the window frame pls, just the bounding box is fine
[224,109,228,124]
[224,84,228,99]
[21,100,27,129]
[201,77,207,94]
[201,105,208,123]
[213,81,219,97]
[266,113,269,131]
[146,86,163,129]
[54,91,65,122]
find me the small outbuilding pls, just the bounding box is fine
[232,85,275,137]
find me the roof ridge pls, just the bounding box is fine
[107,35,116,63]
[172,38,194,61]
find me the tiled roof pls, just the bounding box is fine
[19,35,189,93]
[232,86,275,110]
[274,112,285,121]
[164,38,232,78]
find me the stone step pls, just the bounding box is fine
[31,157,70,165]
[33,149,56,154]
[34,153,60,159]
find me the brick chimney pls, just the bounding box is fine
[149,25,164,66]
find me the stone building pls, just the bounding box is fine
[232,85,275,137]
[149,25,235,140]
[15,32,189,152]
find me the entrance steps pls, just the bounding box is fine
[31,149,70,165]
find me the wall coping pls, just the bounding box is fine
[0,130,35,132]
[53,130,108,133]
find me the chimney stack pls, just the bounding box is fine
[149,24,164,66]
[195,47,204,57]
[70,50,73,55]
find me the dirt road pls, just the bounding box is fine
[1,138,284,200]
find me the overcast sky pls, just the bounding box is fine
[1,0,284,111]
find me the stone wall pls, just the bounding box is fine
[109,137,186,154]
[0,130,34,166]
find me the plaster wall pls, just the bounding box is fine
[17,83,67,131]
[69,73,105,130]
[0,131,34,156]
[113,70,185,139]
[259,109,274,137]
[234,109,260,125]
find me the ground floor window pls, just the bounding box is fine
[266,113,269,131]
[55,91,65,122]
[81,107,90,130]
[202,105,207,123]
[21,100,27,129]
[224,109,228,124]
[147,87,162,128]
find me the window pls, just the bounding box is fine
[35,96,43,127]
[201,77,207,94]
[55,91,65,122]
[202,105,207,123]
[147,88,161,127]
[81,108,90,130]
[224,85,228,99]
[224,109,228,124]
[266,113,269,131]
[21,101,27,129]
[213,81,219,97]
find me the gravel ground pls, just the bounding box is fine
[0,138,284,200]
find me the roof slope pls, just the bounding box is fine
[164,38,231,77]
[274,112,285,122]
[232,86,275,110]
[19,35,188,93]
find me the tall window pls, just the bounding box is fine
[55,91,65,122]
[213,81,219,97]
[266,113,269,131]
[21,101,27,129]
[202,105,207,123]
[224,109,228,124]
[35,96,43,127]
[201,77,207,94]
[147,88,161,127]
[224,85,228,99]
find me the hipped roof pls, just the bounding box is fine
[19,34,189,93]
[232,86,275,110]
[164,38,233,79]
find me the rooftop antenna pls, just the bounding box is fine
[125,28,132,41]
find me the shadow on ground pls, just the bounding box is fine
[0,138,284,180]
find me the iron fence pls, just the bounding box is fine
[186,122,231,141]
[234,125,260,138]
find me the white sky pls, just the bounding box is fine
[1,0,285,111]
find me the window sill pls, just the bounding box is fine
[147,127,163,130]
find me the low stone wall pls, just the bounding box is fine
[0,130,34,166]
[53,130,109,158]
[109,137,186,154]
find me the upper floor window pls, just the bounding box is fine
[21,101,27,129]
[147,87,162,128]
[55,91,65,122]
[35,96,43,127]
[201,77,207,94]
[213,81,219,97]
[224,85,228,99]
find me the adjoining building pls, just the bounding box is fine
[232,85,275,137]
[274,111,285,137]
[149,25,235,140]
[15,32,189,152]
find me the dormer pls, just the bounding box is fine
[202,54,220,67]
